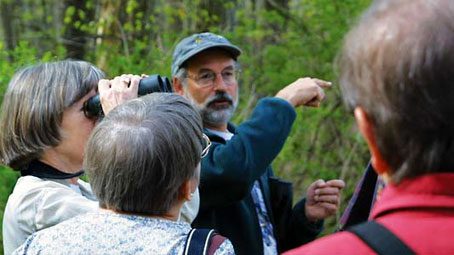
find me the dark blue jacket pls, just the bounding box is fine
[192,98,322,255]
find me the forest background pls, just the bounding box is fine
[0,0,372,251]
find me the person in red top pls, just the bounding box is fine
[285,0,454,254]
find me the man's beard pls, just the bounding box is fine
[184,90,238,127]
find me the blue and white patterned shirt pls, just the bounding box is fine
[251,181,278,255]
[13,210,235,255]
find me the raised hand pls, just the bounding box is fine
[304,179,345,222]
[98,74,141,114]
[275,77,332,108]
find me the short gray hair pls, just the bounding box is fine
[174,67,189,87]
[84,93,204,215]
[0,60,104,170]
[339,0,454,183]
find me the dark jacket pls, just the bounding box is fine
[192,98,322,255]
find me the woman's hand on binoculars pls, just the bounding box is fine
[98,74,140,115]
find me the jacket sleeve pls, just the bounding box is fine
[280,198,324,252]
[267,174,323,253]
[199,97,296,207]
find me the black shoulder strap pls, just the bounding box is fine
[184,228,215,255]
[348,221,415,255]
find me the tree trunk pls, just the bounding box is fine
[63,0,95,59]
[95,0,122,70]
[0,0,17,60]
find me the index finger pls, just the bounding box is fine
[98,79,111,92]
[313,179,327,188]
[304,86,325,107]
[129,75,141,92]
[326,179,346,189]
[312,78,332,89]
[305,99,320,108]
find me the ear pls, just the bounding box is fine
[172,77,185,96]
[354,107,391,176]
[179,178,198,201]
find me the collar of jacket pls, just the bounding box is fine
[371,173,454,219]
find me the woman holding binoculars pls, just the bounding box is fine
[0,60,198,254]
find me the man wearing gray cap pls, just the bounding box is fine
[171,32,345,255]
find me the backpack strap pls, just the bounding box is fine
[348,221,415,255]
[184,228,225,255]
[207,233,227,255]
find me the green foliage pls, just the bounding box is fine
[64,6,76,24]
[0,41,64,102]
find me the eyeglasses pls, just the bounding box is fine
[201,134,212,158]
[187,68,240,88]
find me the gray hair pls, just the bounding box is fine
[84,93,204,215]
[339,0,454,183]
[0,60,104,170]
[174,67,189,87]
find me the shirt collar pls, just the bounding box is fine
[371,173,454,219]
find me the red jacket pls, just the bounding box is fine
[284,173,454,255]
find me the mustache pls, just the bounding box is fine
[206,92,234,107]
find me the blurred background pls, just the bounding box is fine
[0,0,372,250]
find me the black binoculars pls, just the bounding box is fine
[83,74,173,118]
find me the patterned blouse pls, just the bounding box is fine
[13,211,235,255]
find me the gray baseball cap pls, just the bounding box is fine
[171,32,242,76]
